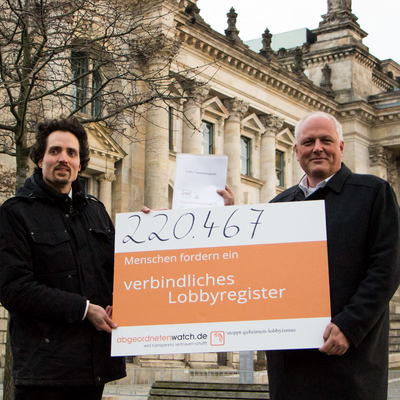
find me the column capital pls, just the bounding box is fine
[184,85,210,107]
[132,33,180,69]
[175,74,210,107]
[96,172,116,183]
[223,98,249,121]
[259,114,284,135]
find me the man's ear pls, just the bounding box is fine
[294,144,299,161]
[38,159,43,168]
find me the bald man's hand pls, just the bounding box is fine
[319,323,350,356]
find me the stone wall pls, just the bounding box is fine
[0,165,16,206]
[0,165,15,384]
[0,307,8,383]
[390,298,400,353]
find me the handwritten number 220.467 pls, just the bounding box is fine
[122,208,264,244]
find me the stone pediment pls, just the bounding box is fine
[242,113,264,148]
[242,113,265,133]
[277,128,295,147]
[85,122,127,162]
[202,96,229,118]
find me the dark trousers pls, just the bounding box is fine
[14,384,105,400]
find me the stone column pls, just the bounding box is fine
[145,99,170,209]
[140,33,179,210]
[259,115,284,203]
[182,86,209,154]
[96,172,116,215]
[223,98,249,198]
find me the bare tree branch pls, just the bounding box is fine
[0,0,208,187]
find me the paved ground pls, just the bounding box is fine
[389,377,400,399]
[103,378,400,399]
[0,379,399,399]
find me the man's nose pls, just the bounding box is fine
[58,151,69,163]
[313,139,323,153]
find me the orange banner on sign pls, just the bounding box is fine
[113,241,330,327]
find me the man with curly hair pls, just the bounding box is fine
[0,118,125,400]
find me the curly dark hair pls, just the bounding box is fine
[30,117,90,172]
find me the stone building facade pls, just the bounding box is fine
[1,0,400,376]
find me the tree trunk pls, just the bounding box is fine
[15,137,30,190]
[3,145,22,399]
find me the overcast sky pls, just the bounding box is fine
[197,0,400,64]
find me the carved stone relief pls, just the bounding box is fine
[320,64,333,92]
[369,145,398,186]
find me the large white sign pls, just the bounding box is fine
[111,201,331,356]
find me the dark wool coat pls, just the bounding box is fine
[0,171,126,387]
[266,163,400,400]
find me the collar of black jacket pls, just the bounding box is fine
[16,168,87,214]
[321,163,351,193]
[296,163,352,200]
